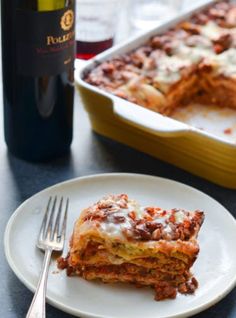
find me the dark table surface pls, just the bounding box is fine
[0,87,236,318]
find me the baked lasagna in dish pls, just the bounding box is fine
[84,1,236,116]
[58,194,204,300]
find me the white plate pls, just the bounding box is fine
[4,173,236,318]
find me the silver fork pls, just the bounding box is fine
[26,196,69,318]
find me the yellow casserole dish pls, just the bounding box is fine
[75,0,236,189]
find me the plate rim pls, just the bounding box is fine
[4,172,236,318]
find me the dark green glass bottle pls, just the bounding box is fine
[1,0,75,161]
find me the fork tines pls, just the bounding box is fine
[39,196,69,244]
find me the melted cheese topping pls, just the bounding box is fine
[154,21,236,83]
[152,55,192,87]
[100,201,142,238]
[200,21,225,40]
[78,197,193,241]
[148,20,236,86]
[175,44,214,64]
[211,48,236,77]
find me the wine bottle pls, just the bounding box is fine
[1,0,75,161]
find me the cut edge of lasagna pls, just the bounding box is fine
[58,194,204,301]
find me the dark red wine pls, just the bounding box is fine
[1,0,75,161]
[76,38,113,60]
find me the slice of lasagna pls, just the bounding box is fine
[58,194,204,300]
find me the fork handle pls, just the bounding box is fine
[26,248,52,318]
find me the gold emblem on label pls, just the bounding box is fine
[60,10,74,31]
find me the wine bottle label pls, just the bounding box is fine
[16,5,75,76]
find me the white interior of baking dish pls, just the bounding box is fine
[75,0,236,147]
